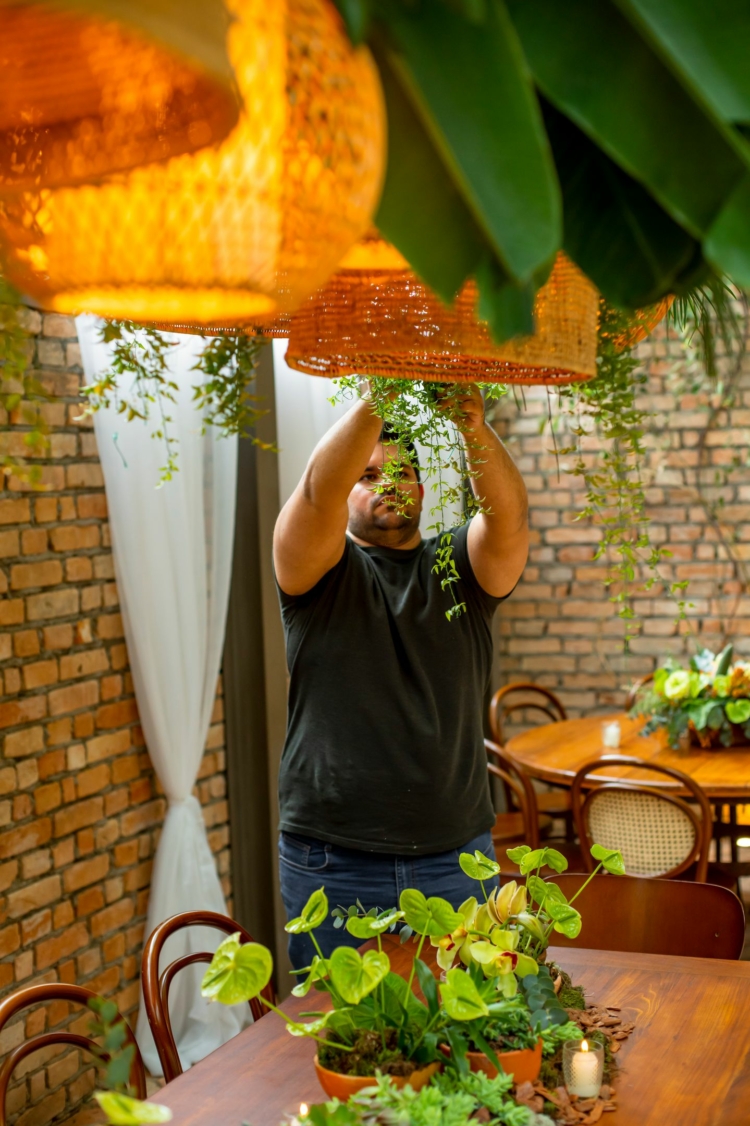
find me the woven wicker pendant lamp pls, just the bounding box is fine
[613,296,674,350]
[0,0,385,325]
[281,240,600,384]
[0,0,240,189]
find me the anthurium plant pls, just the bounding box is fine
[631,642,750,749]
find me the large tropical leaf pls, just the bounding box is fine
[705,174,750,285]
[545,103,701,306]
[507,0,747,236]
[383,0,561,284]
[616,0,750,125]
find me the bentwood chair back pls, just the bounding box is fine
[142,910,275,1082]
[548,874,745,959]
[485,737,542,851]
[571,754,713,881]
[0,983,146,1124]
[624,672,655,712]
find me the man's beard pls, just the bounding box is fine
[348,495,421,547]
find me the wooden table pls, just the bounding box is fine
[150,935,750,1126]
[506,713,750,800]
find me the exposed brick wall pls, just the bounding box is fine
[489,322,750,718]
[0,311,231,1126]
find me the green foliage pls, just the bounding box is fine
[286,888,330,934]
[0,280,49,485]
[399,889,464,937]
[631,645,750,748]
[83,323,270,483]
[94,1093,172,1126]
[87,997,136,1095]
[328,948,391,1005]
[200,933,273,1005]
[519,966,568,1030]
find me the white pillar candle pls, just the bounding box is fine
[601,719,621,749]
[569,1040,601,1097]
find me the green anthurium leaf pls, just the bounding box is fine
[372,41,488,303]
[94,1094,172,1126]
[507,0,747,237]
[414,957,440,1018]
[291,955,328,998]
[519,848,546,875]
[591,844,626,875]
[544,101,700,306]
[459,850,501,881]
[384,0,561,284]
[546,901,582,939]
[544,849,569,874]
[506,845,532,864]
[400,889,464,937]
[440,967,491,1020]
[328,947,390,1006]
[287,1011,339,1038]
[285,888,328,934]
[526,875,549,906]
[615,0,750,124]
[201,934,273,1006]
[541,881,568,905]
[345,909,404,940]
[726,698,750,724]
[514,952,539,978]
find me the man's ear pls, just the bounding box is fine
[418,484,425,500]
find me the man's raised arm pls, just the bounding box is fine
[273,397,383,595]
[458,387,529,598]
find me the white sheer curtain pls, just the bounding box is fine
[76,316,247,1074]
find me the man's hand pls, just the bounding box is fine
[435,383,485,435]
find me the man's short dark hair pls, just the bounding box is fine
[380,424,421,483]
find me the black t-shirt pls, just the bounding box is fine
[276,523,503,854]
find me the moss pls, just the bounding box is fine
[318,1029,418,1078]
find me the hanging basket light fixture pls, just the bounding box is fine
[0,0,240,189]
[0,0,385,325]
[280,239,600,385]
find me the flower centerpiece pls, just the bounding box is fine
[630,643,750,749]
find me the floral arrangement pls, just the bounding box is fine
[630,642,750,749]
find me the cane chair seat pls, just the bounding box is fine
[571,755,713,882]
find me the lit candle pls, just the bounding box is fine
[601,720,621,749]
[569,1040,601,1097]
[299,1106,309,1119]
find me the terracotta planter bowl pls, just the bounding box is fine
[444,1039,543,1084]
[313,1057,441,1100]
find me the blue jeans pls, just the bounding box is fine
[278,829,496,971]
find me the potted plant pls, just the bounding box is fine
[200,887,464,1098]
[631,643,750,749]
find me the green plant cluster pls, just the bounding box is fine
[631,642,750,748]
[300,1071,553,1126]
[0,280,49,484]
[335,0,750,335]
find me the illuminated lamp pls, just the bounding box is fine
[613,296,674,350]
[0,0,240,188]
[0,0,385,325]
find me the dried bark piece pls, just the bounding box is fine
[582,1102,604,1124]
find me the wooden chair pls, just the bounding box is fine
[624,672,654,712]
[0,983,146,1124]
[547,874,745,959]
[571,754,713,881]
[142,910,275,1082]
[488,683,573,836]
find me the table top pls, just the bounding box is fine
[150,935,750,1126]
[505,712,750,798]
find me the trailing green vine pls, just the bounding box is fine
[0,279,49,485]
[83,323,272,483]
[330,377,508,619]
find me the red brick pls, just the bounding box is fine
[38,750,65,780]
[16,1086,65,1126]
[52,839,74,869]
[13,630,40,657]
[20,529,48,555]
[53,797,103,838]
[0,698,46,733]
[90,897,134,937]
[96,613,124,640]
[0,861,18,892]
[76,764,110,798]
[111,755,140,785]
[73,713,94,739]
[45,718,71,746]
[0,498,30,525]
[26,589,79,621]
[59,649,108,680]
[63,854,109,893]
[102,933,125,963]
[34,498,57,523]
[95,699,138,730]
[42,623,73,650]
[104,789,128,817]
[0,599,24,626]
[13,794,33,821]
[3,725,44,757]
[21,849,52,880]
[34,783,62,816]
[76,495,107,519]
[7,876,61,919]
[0,820,51,859]
[0,923,20,957]
[53,900,74,929]
[75,887,104,917]
[10,561,63,590]
[0,530,20,557]
[129,778,151,805]
[76,828,94,855]
[113,841,138,868]
[85,729,130,763]
[124,861,152,893]
[47,679,99,716]
[100,674,122,701]
[35,922,89,969]
[73,618,92,645]
[49,525,100,552]
[65,557,93,582]
[23,659,58,690]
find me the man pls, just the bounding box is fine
[273,384,528,968]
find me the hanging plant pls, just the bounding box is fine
[82,323,272,483]
[0,280,49,485]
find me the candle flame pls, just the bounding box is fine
[581,1040,589,1052]
[299,1105,309,1118]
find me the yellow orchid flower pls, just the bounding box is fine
[487,882,527,925]
[430,896,477,971]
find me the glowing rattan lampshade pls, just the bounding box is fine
[283,245,600,385]
[0,0,385,324]
[0,0,240,189]
[614,296,674,350]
